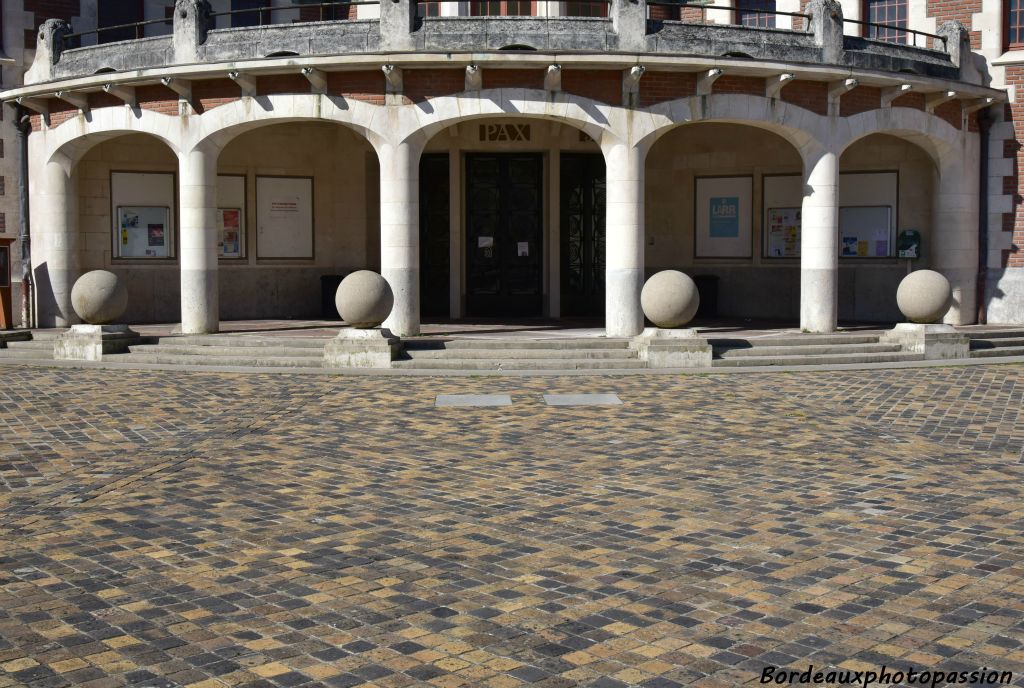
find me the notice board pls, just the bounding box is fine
[256,176,313,259]
[839,206,892,257]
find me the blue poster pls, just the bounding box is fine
[709,196,740,238]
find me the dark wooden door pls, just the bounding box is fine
[560,153,605,317]
[419,154,450,318]
[465,154,544,317]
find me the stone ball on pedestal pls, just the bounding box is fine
[641,270,700,328]
[896,270,952,324]
[336,270,394,328]
[71,270,128,325]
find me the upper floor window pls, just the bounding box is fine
[1007,0,1024,48]
[97,0,145,43]
[231,0,272,27]
[469,0,534,15]
[862,0,908,43]
[735,0,776,27]
[564,0,609,17]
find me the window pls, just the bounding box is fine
[470,0,534,16]
[862,0,907,43]
[417,1,442,17]
[1007,0,1024,48]
[231,0,272,27]
[564,0,609,17]
[735,0,775,27]
[97,0,145,43]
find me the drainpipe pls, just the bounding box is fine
[976,105,991,324]
[15,105,33,329]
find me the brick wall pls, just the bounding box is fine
[1002,69,1024,267]
[926,0,982,48]
[403,70,465,104]
[781,80,829,116]
[561,69,622,106]
[639,72,698,107]
[481,69,544,90]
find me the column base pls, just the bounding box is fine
[880,323,970,360]
[631,327,712,368]
[324,328,402,368]
[54,324,141,361]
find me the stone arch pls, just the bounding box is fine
[189,93,384,153]
[45,107,182,171]
[634,94,830,160]
[836,107,967,170]
[394,89,624,149]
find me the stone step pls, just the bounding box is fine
[712,351,925,367]
[125,353,324,368]
[130,343,324,358]
[966,329,1024,340]
[165,335,333,349]
[969,337,1024,349]
[0,339,55,360]
[715,342,903,358]
[970,346,1024,358]
[402,347,638,360]
[707,334,881,348]
[406,338,633,351]
[392,358,647,370]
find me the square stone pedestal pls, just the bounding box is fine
[631,327,712,368]
[54,324,141,361]
[324,328,401,368]
[880,323,970,360]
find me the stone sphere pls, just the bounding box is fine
[896,270,952,324]
[71,270,128,325]
[641,270,700,328]
[336,270,394,328]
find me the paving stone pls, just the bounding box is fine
[1,366,1023,686]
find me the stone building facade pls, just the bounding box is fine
[0,0,1017,335]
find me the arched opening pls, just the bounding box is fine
[212,121,379,320]
[59,133,180,324]
[419,115,601,321]
[645,121,804,322]
[838,133,937,322]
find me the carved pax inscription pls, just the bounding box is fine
[479,124,531,142]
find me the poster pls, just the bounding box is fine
[218,208,243,259]
[709,197,740,238]
[695,176,752,258]
[517,242,529,257]
[256,177,313,259]
[117,206,170,258]
[839,206,892,258]
[766,207,801,258]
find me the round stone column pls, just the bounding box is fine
[378,140,422,337]
[39,158,79,327]
[603,142,646,338]
[179,146,220,334]
[933,153,980,325]
[800,148,839,333]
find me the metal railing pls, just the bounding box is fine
[646,1,810,30]
[843,17,945,49]
[63,17,172,48]
[415,0,612,18]
[209,1,374,27]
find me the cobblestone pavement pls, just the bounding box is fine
[1,365,1024,688]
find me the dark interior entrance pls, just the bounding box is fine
[420,153,451,317]
[560,153,606,317]
[465,154,544,317]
